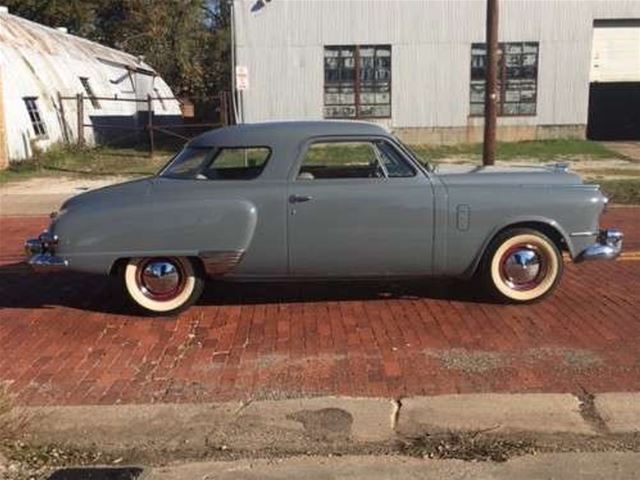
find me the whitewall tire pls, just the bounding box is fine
[483,229,563,303]
[122,257,204,315]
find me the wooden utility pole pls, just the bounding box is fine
[483,0,499,166]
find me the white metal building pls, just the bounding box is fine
[0,7,181,165]
[233,0,640,143]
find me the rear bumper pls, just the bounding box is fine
[25,231,68,271]
[576,228,623,262]
[28,253,68,271]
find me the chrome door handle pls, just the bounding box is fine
[289,194,312,203]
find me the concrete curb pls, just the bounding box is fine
[11,393,638,452]
[397,393,594,436]
[594,393,640,433]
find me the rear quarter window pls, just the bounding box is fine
[203,147,271,180]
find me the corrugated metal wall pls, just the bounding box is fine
[235,0,640,131]
[0,12,181,161]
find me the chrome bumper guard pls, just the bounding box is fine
[25,231,68,271]
[576,228,623,262]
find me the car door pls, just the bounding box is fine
[287,137,434,277]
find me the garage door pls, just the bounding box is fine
[588,20,640,140]
[590,20,640,83]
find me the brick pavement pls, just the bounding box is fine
[0,208,638,406]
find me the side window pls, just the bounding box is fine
[299,141,384,180]
[161,147,211,179]
[375,140,416,177]
[202,147,270,180]
[298,140,414,180]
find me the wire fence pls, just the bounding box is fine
[58,91,232,157]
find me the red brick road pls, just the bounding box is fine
[0,209,639,406]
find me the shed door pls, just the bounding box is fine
[590,20,640,83]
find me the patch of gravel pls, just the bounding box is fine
[423,347,604,374]
[397,431,536,462]
[526,348,604,372]
[432,349,503,373]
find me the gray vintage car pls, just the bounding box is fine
[25,121,623,314]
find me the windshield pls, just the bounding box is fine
[394,136,434,172]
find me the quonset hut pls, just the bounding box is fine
[0,6,181,166]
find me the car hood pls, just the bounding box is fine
[435,164,585,186]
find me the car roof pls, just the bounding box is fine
[188,120,390,148]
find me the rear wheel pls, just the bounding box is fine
[122,256,204,315]
[482,228,563,303]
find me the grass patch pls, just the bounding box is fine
[0,144,176,185]
[580,168,640,178]
[412,139,626,162]
[592,179,640,205]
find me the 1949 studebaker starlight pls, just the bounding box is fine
[25,121,623,315]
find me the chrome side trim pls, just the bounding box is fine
[199,250,245,276]
[29,253,69,272]
[570,231,599,238]
[576,228,623,262]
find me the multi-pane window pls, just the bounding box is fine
[324,45,391,119]
[23,97,47,137]
[470,42,539,116]
[79,77,101,109]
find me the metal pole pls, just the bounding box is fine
[483,0,499,166]
[0,68,8,170]
[147,94,155,157]
[230,0,240,124]
[77,93,84,146]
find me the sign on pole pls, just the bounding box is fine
[235,65,249,91]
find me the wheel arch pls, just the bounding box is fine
[109,256,206,276]
[467,218,571,278]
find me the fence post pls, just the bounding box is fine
[220,92,228,126]
[76,93,84,146]
[147,94,154,157]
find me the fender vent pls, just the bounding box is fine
[456,205,470,231]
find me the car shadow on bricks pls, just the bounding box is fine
[0,262,493,315]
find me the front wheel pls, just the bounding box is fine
[122,257,204,315]
[482,228,563,303]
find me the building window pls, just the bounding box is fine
[79,77,101,109]
[470,42,539,116]
[324,45,391,119]
[23,97,47,137]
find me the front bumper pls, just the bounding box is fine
[576,228,623,262]
[25,231,68,271]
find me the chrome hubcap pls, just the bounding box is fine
[500,245,546,291]
[137,259,184,300]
